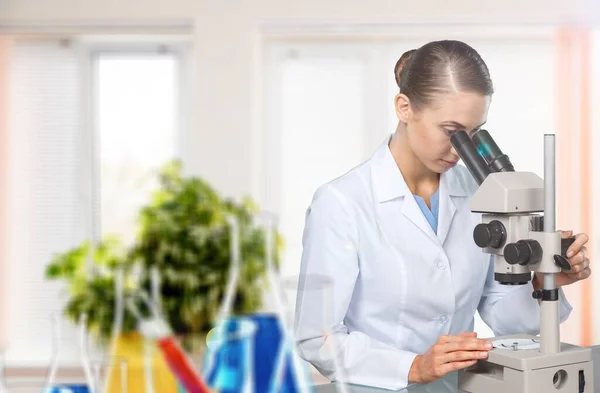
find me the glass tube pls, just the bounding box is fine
[204,214,241,379]
[215,214,241,325]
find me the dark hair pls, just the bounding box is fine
[394,49,416,88]
[395,40,494,111]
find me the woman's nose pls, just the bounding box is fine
[450,146,458,157]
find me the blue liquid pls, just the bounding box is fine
[203,314,313,393]
[203,318,255,393]
[247,314,311,393]
[43,385,90,393]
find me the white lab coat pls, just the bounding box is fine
[294,136,572,391]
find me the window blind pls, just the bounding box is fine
[6,39,87,366]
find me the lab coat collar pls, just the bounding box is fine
[371,135,469,203]
[370,135,469,247]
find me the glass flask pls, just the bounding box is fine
[203,317,257,393]
[254,211,314,393]
[282,274,349,393]
[0,310,66,393]
[206,212,316,393]
[0,311,127,393]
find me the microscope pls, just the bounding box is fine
[449,130,594,393]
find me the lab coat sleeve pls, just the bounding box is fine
[477,256,573,336]
[294,185,418,391]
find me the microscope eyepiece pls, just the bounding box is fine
[471,129,515,172]
[450,131,491,185]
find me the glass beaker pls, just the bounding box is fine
[203,317,257,393]
[283,274,349,393]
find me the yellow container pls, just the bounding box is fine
[104,333,179,393]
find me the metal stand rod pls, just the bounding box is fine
[541,134,560,354]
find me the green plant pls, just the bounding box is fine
[46,160,281,350]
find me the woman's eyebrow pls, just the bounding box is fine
[442,120,487,130]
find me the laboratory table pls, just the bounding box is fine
[314,345,600,393]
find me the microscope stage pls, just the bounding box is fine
[485,334,592,370]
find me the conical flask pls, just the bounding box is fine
[254,211,314,393]
[79,312,129,393]
[100,267,139,393]
[0,310,116,393]
[202,214,258,393]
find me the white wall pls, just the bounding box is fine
[0,0,595,203]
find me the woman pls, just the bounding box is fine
[293,40,591,390]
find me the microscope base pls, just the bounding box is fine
[458,334,594,393]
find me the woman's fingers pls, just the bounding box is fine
[568,258,590,274]
[440,349,489,364]
[442,336,492,351]
[443,360,479,374]
[566,233,589,258]
[437,335,492,364]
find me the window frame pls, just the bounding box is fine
[80,39,191,271]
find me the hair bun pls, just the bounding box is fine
[394,49,417,89]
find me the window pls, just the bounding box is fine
[263,41,397,281]
[4,38,187,366]
[95,52,179,245]
[263,43,374,279]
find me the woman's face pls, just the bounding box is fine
[396,91,491,173]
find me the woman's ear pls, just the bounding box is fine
[395,93,411,123]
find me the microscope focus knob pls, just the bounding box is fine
[473,220,506,249]
[504,240,543,266]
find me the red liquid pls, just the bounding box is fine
[157,337,212,393]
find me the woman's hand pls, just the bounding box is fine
[408,332,492,384]
[533,230,591,290]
